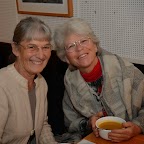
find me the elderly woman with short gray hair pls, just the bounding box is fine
[54,18,144,143]
[0,17,57,144]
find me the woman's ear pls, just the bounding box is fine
[65,56,70,64]
[95,44,98,52]
[64,55,77,70]
[11,43,19,57]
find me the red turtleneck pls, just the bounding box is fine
[80,59,102,82]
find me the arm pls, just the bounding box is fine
[63,90,91,138]
[131,67,144,132]
[38,82,57,144]
[0,87,9,143]
[109,67,144,142]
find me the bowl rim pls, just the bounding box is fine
[96,116,126,130]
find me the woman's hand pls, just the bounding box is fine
[108,121,142,142]
[88,111,103,137]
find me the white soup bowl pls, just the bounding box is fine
[95,116,126,140]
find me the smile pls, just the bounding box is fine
[78,53,88,59]
[32,61,43,65]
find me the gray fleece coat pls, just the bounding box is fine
[63,49,144,137]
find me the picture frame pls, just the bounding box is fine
[16,0,73,17]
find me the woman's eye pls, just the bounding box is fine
[28,45,36,49]
[44,46,50,49]
[81,39,88,44]
[68,44,75,49]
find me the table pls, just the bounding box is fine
[82,133,144,144]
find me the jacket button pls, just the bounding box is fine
[30,129,35,136]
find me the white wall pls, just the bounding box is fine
[0,0,18,43]
[0,0,144,64]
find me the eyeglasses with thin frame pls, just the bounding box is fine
[65,37,91,53]
[17,43,52,53]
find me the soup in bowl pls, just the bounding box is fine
[96,116,126,140]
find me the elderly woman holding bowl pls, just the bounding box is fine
[53,18,144,143]
[0,17,57,144]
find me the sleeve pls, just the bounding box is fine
[63,90,90,136]
[38,80,57,144]
[0,86,9,143]
[131,67,144,133]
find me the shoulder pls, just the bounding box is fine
[36,74,47,87]
[0,64,13,86]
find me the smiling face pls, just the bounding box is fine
[12,40,51,80]
[65,34,98,73]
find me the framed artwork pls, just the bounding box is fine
[16,0,73,17]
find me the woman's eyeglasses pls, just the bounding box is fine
[18,43,52,53]
[65,37,91,53]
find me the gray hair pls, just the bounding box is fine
[53,18,101,62]
[10,17,51,62]
[13,17,51,44]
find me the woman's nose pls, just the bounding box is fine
[75,41,84,51]
[36,48,45,59]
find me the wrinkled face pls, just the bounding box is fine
[64,34,98,73]
[12,40,51,79]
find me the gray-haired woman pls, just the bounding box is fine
[54,18,144,143]
[0,17,57,144]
